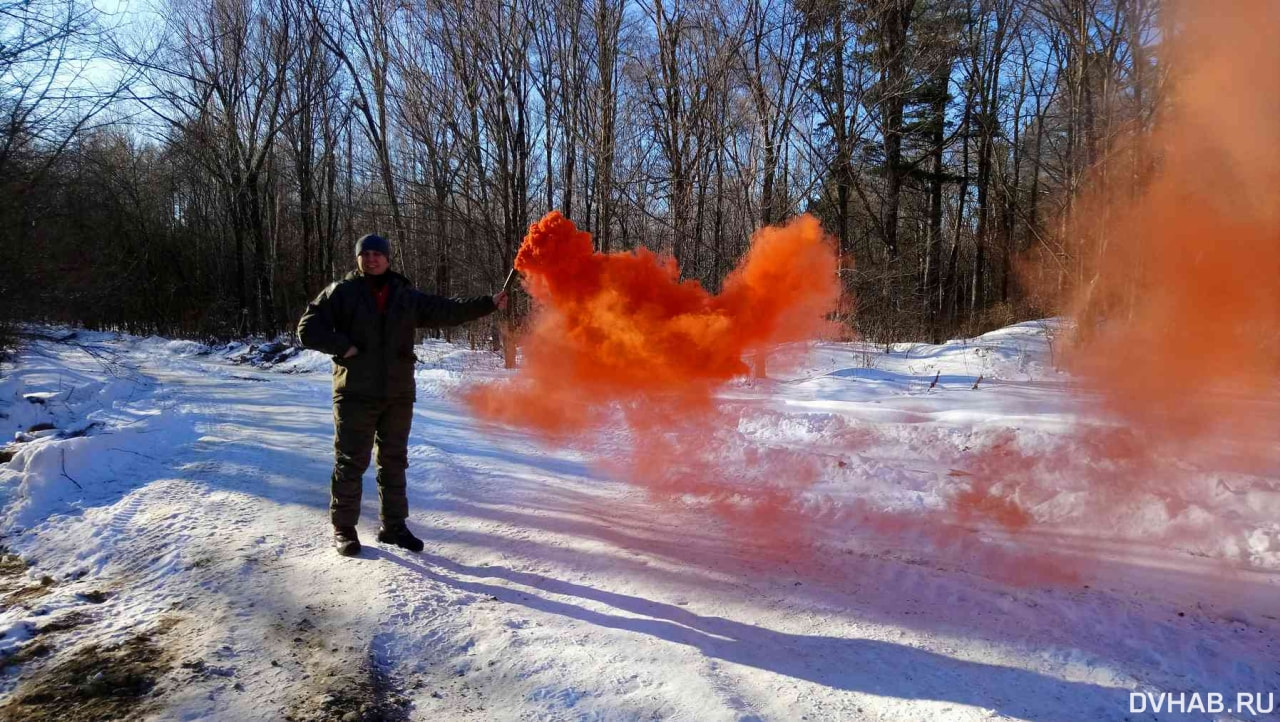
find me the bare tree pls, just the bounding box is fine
[310,0,408,267]
[128,0,298,333]
[738,0,809,227]
[638,0,742,269]
[1,0,132,183]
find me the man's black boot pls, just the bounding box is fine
[334,525,361,557]
[376,523,424,553]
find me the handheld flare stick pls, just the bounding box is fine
[501,267,519,294]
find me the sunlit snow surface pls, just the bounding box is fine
[0,323,1275,721]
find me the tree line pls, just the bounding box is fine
[1,0,1162,346]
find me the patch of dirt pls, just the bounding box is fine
[34,610,96,636]
[283,664,412,722]
[0,547,24,576]
[0,617,179,722]
[0,611,97,673]
[0,548,26,578]
[4,575,55,605]
[0,549,52,604]
[279,609,411,722]
[76,590,111,604]
[0,641,52,673]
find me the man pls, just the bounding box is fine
[298,233,507,556]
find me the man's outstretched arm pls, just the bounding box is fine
[298,286,354,356]
[412,290,503,328]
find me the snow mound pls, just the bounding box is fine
[0,362,196,530]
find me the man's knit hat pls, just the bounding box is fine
[355,233,391,257]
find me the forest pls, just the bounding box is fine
[1,0,1160,346]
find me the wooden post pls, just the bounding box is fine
[753,351,767,379]
[502,320,517,369]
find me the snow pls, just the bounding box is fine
[0,323,1276,721]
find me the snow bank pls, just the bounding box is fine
[0,334,201,531]
[0,375,194,530]
[273,348,332,374]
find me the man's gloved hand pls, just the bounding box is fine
[494,290,509,311]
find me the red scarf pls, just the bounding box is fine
[365,275,391,313]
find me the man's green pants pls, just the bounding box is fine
[330,397,413,527]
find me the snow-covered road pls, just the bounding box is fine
[1,327,1276,721]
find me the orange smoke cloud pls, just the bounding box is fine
[518,210,836,385]
[468,211,838,431]
[467,212,839,526]
[1067,0,1280,446]
[957,0,1280,549]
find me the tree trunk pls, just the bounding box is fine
[879,0,912,264]
[924,62,948,341]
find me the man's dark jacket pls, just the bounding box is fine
[297,271,495,400]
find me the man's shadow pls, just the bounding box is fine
[366,549,1165,722]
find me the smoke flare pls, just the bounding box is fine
[468,211,838,428]
[467,211,839,519]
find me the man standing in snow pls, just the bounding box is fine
[298,233,507,556]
